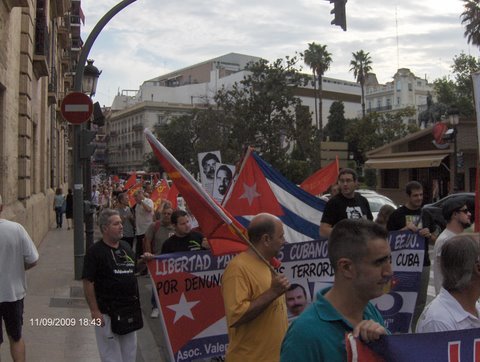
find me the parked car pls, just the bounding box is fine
[321,189,397,220]
[422,192,475,232]
[357,190,397,220]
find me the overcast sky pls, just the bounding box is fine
[81,0,478,108]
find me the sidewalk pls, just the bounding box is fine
[0,225,167,362]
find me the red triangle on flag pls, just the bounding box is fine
[224,153,283,216]
[150,269,226,354]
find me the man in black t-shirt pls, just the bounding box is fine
[161,209,208,253]
[320,168,373,238]
[82,209,141,362]
[386,181,435,331]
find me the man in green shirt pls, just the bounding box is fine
[281,219,391,362]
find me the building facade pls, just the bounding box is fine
[0,0,81,242]
[365,119,478,205]
[365,68,434,125]
[106,53,362,172]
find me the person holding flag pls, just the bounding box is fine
[221,213,290,362]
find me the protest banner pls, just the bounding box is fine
[347,327,480,362]
[147,230,424,361]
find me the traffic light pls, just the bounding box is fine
[79,129,97,159]
[329,0,347,31]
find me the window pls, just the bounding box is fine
[397,97,400,105]
[396,82,401,91]
[408,83,412,91]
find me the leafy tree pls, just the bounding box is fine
[432,52,480,117]
[214,56,311,173]
[303,43,332,136]
[350,50,372,118]
[323,101,347,141]
[461,0,480,47]
[151,56,315,181]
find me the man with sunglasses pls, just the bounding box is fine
[433,198,472,294]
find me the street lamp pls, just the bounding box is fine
[82,60,101,251]
[72,0,137,280]
[447,106,460,192]
[82,59,101,96]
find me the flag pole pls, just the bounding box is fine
[144,130,277,273]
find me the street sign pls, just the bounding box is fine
[61,92,93,125]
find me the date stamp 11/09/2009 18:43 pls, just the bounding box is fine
[29,317,102,327]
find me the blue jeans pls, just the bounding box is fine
[55,207,63,227]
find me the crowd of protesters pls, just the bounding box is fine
[73,171,480,362]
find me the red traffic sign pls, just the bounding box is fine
[61,92,93,125]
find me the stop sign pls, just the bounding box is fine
[61,92,93,124]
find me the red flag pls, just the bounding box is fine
[345,333,385,362]
[167,182,179,209]
[300,157,339,196]
[223,148,283,216]
[475,163,479,232]
[145,130,248,255]
[150,179,170,211]
[126,182,142,207]
[124,172,137,190]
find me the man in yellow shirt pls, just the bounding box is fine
[221,213,290,362]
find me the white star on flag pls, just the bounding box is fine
[239,183,261,206]
[167,293,200,323]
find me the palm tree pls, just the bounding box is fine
[350,50,372,118]
[304,42,332,136]
[461,0,480,47]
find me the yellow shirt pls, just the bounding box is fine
[221,252,288,362]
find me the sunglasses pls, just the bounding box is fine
[456,208,470,214]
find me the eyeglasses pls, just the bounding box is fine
[457,208,470,214]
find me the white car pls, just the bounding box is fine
[357,190,397,220]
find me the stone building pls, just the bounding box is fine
[0,0,81,242]
[365,68,434,125]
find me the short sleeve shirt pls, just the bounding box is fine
[82,240,138,313]
[321,193,373,227]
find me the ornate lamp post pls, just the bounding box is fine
[72,0,137,280]
[82,60,101,251]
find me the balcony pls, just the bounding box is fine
[33,16,49,78]
[109,131,118,138]
[48,67,57,105]
[132,123,143,132]
[132,140,143,148]
[366,105,393,114]
[71,38,82,52]
[50,0,69,19]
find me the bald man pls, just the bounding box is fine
[221,213,290,362]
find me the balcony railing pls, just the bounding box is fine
[367,105,392,113]
[33,15,49,77]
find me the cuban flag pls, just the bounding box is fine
[223,149,326,243]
